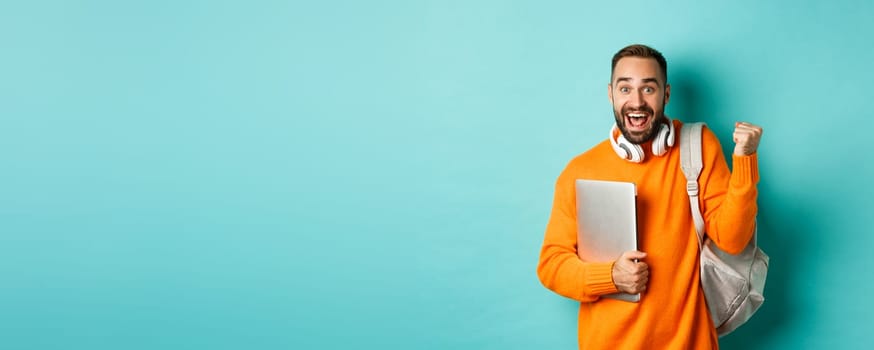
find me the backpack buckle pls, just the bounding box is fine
[686,181,699,196]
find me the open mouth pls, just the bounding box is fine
[625,112,651,131]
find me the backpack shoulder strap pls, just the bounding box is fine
[679,122,707,248]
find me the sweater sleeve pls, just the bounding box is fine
[537,169,619,302]
[697,127,759,254]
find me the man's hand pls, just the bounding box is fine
[612,251,649,294]
[733,122,763,156]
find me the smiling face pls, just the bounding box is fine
[609,56,671,144]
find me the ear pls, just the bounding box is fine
[607,83,613,102]
[664,83,671,105]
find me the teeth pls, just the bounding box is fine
[628,113,646,118]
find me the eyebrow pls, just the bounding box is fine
[615,77,662,86]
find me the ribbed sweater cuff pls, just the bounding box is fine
[730,153,760,189]
[585,262,619,296]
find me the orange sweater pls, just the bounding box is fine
[537,120,758,349]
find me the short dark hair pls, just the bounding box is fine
[611,44,668,84]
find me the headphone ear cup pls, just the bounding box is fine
[651,119,676,157]
[613,141,629,159]
[664,119,676,148]
[651,123,670,156]
[610,124,644,163]
[618,134,645,163]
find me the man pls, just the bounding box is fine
[537,44,763,349]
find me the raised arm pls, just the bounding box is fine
[698,122,763,254]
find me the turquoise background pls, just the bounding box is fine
[2,1,872,349]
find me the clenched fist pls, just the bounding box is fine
[733,122,763,156]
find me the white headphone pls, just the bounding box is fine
[609,118,676,163]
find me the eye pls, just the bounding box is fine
[619,87,630,93]
[643,87,655,94]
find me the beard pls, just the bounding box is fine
[613,104,666,144]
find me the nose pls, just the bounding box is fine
[628,90,645,108]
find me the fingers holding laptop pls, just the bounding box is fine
[612,251,649,294]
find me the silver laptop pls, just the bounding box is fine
[575,179,640,302]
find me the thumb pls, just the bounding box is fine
[622,250,647,261]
